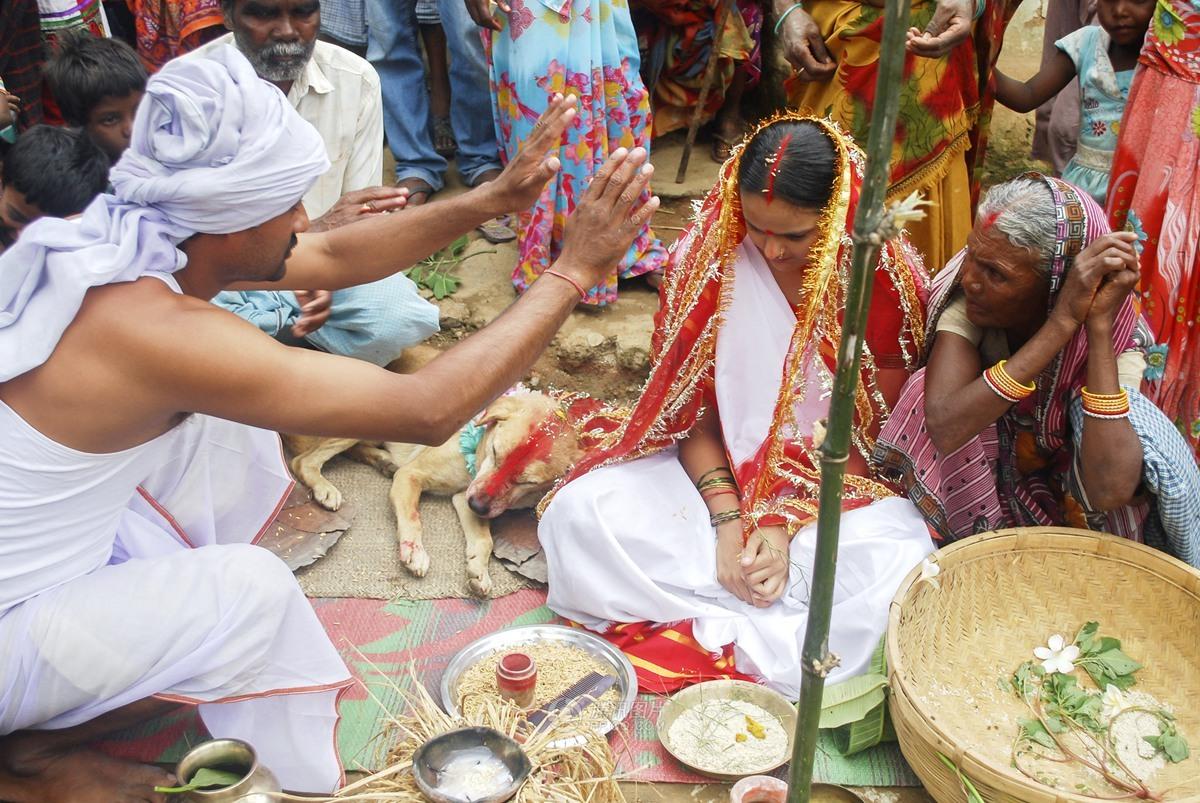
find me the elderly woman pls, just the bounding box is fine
[874,174,1200,567]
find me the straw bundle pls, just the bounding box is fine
[886,527,1200,803]
[321,672,627,803]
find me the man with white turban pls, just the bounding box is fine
[0,45,658,801]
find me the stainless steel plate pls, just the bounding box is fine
[440,624,638,746]
[657,679,798,781]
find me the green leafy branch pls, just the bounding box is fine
[404,235,495,300]
[1007,622,1188,801]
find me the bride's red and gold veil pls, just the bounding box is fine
[544,113,927,536]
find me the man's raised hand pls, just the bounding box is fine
[479,94,577,214]
[554,147,659,293]
[308,187,410,233]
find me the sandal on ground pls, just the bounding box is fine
[433,117,457,158]
[711,133,736,163]
[396,178,435,206]
[644,269,665,290]
[477,214,517,244]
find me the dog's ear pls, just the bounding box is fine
[475,396,518,428]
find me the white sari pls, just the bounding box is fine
[539,242,933,696]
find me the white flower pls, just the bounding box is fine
[1034,634,1081,675]
[1101,685,1127,718]
[918,558,940,590]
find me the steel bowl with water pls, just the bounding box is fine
[412,727,531,803]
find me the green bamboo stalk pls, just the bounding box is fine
[785,0,914,798]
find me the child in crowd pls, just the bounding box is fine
[0,125,109,250]
[45,32,147,164]
[992,0,1154,205]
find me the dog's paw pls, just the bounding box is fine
[311,483,344,511]
[468,572,493,597]
[399,540,430,577]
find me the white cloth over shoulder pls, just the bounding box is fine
[539,242,933,696]
[0,44,328,383]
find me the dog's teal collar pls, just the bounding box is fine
[459,420,485,478]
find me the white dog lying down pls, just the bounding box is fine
[284,390,582,595]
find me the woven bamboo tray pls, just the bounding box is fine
[886,527,1200,802]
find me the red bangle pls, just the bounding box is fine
[544,269,588,301]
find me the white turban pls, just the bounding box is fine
[112,45,328,233]
[0,45,329,383]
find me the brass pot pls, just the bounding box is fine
[174,739,281,803]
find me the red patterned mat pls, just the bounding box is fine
[96,590,916,785]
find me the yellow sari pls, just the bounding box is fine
[787,0,979,270]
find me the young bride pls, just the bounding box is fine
[537,115,935,694]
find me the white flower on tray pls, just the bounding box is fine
[1034,634,1081,675]
[918,558,941,589]
[1101,684,1128,718]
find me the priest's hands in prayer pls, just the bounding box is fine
[773,0,837,82]
[906,0,974,58]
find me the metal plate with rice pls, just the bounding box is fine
[440,624,637,746]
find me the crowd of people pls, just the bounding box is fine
[1,0,1199,798]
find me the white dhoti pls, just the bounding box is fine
[0,405,351,793]
[539,240,934,697]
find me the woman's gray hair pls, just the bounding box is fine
[976,177,1057,277]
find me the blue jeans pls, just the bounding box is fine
[366,0,501,191]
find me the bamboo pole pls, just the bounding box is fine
[674,0,736,183]
[785,0,914,798]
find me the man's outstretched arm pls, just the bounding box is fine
[152,148,659,444]
[243,95,578,293]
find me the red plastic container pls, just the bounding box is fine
[495,652,537,708]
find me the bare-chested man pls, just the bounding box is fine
[0,46,657,802]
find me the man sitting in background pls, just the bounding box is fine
[188,0,439,366]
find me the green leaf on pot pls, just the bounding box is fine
[154,768,244,794]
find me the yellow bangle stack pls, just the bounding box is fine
[1080,387,1130,419]
[982,360,1036,404]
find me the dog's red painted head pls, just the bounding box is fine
[466,391,582,518]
